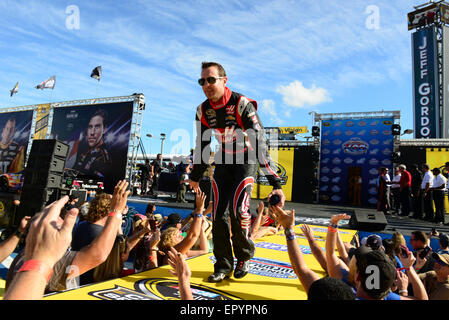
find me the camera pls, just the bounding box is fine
[399,245,409,258]
[269,194,281,206]
[419,246,431,259]
[149,219,157,231]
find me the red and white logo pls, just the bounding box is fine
[226,105,235,115]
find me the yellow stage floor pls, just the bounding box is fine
[43,225,357,300]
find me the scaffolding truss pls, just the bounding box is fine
[0,94,145,186]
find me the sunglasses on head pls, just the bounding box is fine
[198,76,225,86]
[435,258,449,267]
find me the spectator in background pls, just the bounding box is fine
[157,190,209,267]
[377,167,391,216]
[390,167,401,215]
[150,153,165,193]
[139,159,151,196]
[161,213,182,231]
[392,231,407,257]
[410,230,435,274]
[410,164,423,219]
[355,247,428,300]
[430,230,449,255]
[417,252,449,299]
[398,164,412,217]
[431,167,447,224]
[421,164,434,221]
[176,157,191,203]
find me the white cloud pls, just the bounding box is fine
[276,81,331,108]
[261,99,283,125]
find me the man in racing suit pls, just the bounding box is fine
[188,62,285,283]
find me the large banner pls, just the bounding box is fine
[412,26,440,138]
[407,3,437,30]
[0,111,33,174]
[318,118,394,207]
[252,148,293,201]
[50,102,134,192]
[33,104,50,140]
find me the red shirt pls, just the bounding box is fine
[399,170,411,188]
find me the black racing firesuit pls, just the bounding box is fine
[73,142,112,179]
[189,87,282,274]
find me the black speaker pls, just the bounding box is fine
[312,126,320,137]
[391,151,401,163]
[311,149,320,162]
[16,140,68,221]
[392,124,401,135]
[157,172,179,192]
[349,210,387,231]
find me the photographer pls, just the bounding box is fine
[410,231,435,274]
[5,180,130,295]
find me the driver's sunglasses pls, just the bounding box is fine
[198,76,225,86]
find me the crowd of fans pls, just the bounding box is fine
[377,163,448,224]
[0,177,449,300]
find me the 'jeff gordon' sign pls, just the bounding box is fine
[412,26,440,138]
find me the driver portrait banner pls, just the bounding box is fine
[0,110,33,174]
[49,101,133,193]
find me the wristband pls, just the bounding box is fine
[193,214,203,218]
[397,267,410,272]
[328,226,338,233]
[108,211,123,219]
[329,223,338,229]
[18,260,53,282]
[399,290,408,295]
[286,233,297,241]
[14,229,25,239]
[284,228,295,237]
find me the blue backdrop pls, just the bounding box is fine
[319,118,394,206]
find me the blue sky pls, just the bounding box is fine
[0,0,425,156]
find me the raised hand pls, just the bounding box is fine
[167,247,191,280]
[268,189,286,208]
[18,216,31,234]
[110,180,131,213]
[330,213,351,226]
[300,224,315,242]
[194,189,206,213]
[25,196,78,267]
[270,206,295,230]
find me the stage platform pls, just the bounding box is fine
[128,194,449,237]
[43,224,357,300]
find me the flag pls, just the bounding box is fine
[10,82,18,97]
[90,66,102,81]
[35,75,56,90]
